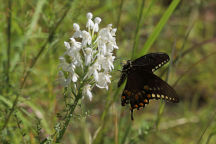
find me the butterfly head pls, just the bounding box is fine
[122,60,132,72]
[117,60,132,87]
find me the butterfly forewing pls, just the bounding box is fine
[132,53,170,72]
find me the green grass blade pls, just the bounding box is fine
[131,0,145,60]
[132,0,158,59]
[138,0,180,57]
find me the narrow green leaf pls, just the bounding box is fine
[138,0,180,57]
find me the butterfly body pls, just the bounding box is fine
[118,53,179,120]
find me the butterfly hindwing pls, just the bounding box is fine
[121,70,179,120]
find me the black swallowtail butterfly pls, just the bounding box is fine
[118,53,179,120]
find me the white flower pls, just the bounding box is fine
[93,17,101,32]
[59,57,69,72]
[105,53,115,71]
[81,31,92,46]
[87,12,93,19]
[64,39,82,66]
[97,53,115,72]
[86,12,94,30]
[64,41,70,50]
[73,23,82,38]
[98,42,107,55]
[111,28,117,36]
[72,72,79,82]
[82,84,93,101]
[70,38,81,49]
[68,63,76,72]
[106,41,118,53]
[85,62,100,81]
[97,25,115,48]
[58,71,71,87]
[59,12,118,100]
[65,38,82,66]
[85,47,92,66]
[73,23,80,31]
[96,73,111,90]
[65,64,78,82]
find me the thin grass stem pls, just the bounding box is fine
[197,111,216,144]
[160,37,216,77]
[139,0,180,57]
[131,0,145,60]
[6,0,12,92]
[173,51,216,87]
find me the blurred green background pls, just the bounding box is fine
[1,0,216,143]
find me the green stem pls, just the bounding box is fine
[116,0,124,30]
[6,0,12,91]
[197,111,216,144]
[131,0,145,60]
[56,95,80,142]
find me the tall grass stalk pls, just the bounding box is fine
[174,21,195,67]
[138,0,180,57]
[132,0,158,59]
[206,131,216,144]
[197,111,216,144]
[131,0,145,60]
[6,0,12,92]
[116,0,124,30]
[155,43,175,129]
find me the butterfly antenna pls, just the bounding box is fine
[131,109,134,120]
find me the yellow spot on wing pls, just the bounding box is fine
[144,99,148,103]
[139,103,144,106]
[157,94,160,98]
[152,94,155,98]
